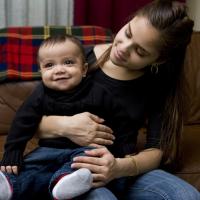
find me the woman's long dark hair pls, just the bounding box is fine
[96,0,194,170]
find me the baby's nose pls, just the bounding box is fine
[54,65,66,73]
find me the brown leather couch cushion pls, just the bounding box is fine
[175,125,200,190]
[0,81,39,135]
[185,32,200,124]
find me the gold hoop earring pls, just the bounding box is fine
[151,63,159,74]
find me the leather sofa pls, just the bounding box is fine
[0,27,200,191]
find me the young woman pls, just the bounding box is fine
[8,0,200,199]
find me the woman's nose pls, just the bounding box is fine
[120,41,133,56]
[122,39,133,51]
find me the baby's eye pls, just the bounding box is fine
[44,63,54,68]
[64,60,74,65]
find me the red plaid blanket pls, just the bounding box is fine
[0,26,112,82]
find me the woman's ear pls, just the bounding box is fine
[150,60,166,74]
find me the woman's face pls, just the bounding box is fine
[110,16,161,70]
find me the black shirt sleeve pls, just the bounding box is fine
[1,83,44,167]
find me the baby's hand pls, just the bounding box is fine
[0,165,19,175]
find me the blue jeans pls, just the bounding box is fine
[78,170,200,200]
[4,146,93,200]
[4,147,200,200]
[106,170,200,200]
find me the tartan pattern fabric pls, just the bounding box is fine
[0,26,113,82]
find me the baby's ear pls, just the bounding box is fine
[83,62,89,75]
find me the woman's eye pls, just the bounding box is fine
[136,48,146,57]
[136,51,145,57]
[44,63,53,68]
[125,29,131,38]
[64,60,74,65]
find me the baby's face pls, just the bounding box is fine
[39,40,87,91]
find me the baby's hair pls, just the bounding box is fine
[38,34,86,63]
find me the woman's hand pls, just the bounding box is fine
[71,147,120,187]
[65,112,115,147]
[38,112,115,147]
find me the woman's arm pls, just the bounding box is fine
[37,112,115,147]
[117,148,162,177]
[71,147,162,187]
